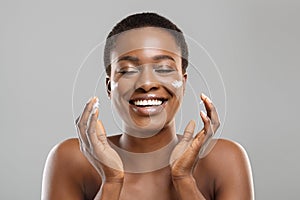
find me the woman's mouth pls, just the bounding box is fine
[129,97,168,115]
[130,99,165,107]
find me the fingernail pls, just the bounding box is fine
[200,110,207,117]
[88,96,93,103]
[202,93,212,103]
[93,99,99,109]
[93,107,98,114]
[207,96,212,103]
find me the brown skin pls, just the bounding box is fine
[41,27,254,200]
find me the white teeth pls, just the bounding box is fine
[133,99,163,106]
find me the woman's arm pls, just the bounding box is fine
[41,138,124,200]
[41,139,87,200]
[212,139,254,200]
[172,175,206,200]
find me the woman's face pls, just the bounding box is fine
[109,27,187,137]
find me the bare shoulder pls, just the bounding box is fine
[42,138,99,200]
[208,138,250,163]
[194,139,254,199]
[45,138,87,172]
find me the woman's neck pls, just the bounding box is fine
[119,121,178,153]
[108,122,178,173]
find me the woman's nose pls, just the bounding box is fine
[134,66,160,92]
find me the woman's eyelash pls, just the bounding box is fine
[120,71,137,74]
[118,68,139,74]
[154,65,175,73]
[155,69,174,73]
[117,65,175,74]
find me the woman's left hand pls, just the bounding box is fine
[170,93,220,178]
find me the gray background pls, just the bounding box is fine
[1,0,299,199]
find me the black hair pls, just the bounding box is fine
[103,12,189,76]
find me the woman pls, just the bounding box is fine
[42,12,254,200]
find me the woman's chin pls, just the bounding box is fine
[122,121,165,138]
[121,116,177,139]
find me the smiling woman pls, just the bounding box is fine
[109,30,185,138]
[41,12,254,200]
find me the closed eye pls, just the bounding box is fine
[118,70,138,74]
[155,69,175,73]
[117,67,139,75]
[154,65,176,73]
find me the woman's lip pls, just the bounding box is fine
[129,101,167,116]
[129,98,167,106]
[129,97,168,102]
[129,93,168,101]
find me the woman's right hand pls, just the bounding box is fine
[75,97,124,182]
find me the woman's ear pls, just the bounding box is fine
[183,73,188,95]
[106,76,111,99]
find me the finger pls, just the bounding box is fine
[75,114,83,145]
[75,116,80,125]
[200,110,213,137]
[181,120,196,142]
[87,108,108,148]
[189,129,206,156]
[76,122,86,151]
[179,129,206,169]
[200,93,220,132]
[77,97,98,145]
[77,97,98,130]
[175,107,212,160]
[97,120,108,145]
[200,93,214,119]
[75,116,85,148]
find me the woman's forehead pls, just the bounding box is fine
[110,27,181,60]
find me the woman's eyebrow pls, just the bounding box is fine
[116,55,176,63]
[152,55,176,62]
[117,55,139,63]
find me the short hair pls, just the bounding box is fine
[103,12,189,76]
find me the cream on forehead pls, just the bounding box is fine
[171,80,183,88]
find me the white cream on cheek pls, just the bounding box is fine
[171,80,183,88]
[111,81,118,91]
